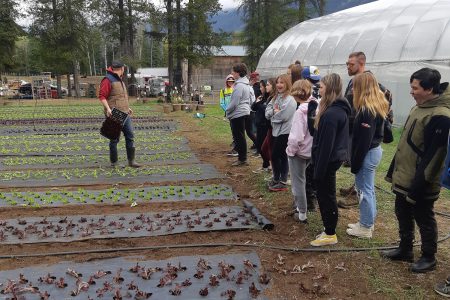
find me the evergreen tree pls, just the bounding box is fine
[30,0,89,96]
[240,0,327,70]
[0,0,23,73]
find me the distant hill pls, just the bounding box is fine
[211,0,376,32]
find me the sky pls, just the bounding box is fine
[220,0,239,9]
[17,0,239,27]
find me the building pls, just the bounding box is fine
[187,46,247,92]
[256,0,450,125]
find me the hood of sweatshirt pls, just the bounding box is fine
[298,101,309,114]
[235,76,250,85]
[330,97,351,115]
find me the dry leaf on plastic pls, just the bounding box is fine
[335,262,347,271]
[276,254,285,265]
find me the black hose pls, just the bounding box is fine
[1,231,449,259]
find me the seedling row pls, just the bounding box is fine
[0,151,197,170]
[0,164,223,187]
[0,184,235,207]
[0,104,158,120]
[1,122,177,135]
[0,141,188,156]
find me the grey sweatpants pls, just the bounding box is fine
[288,155,310,213]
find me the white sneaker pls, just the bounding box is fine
[346,223,372,238]
[297,211,307,223]
[348,222,374,231]
[286,179,291,186]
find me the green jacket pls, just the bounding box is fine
[386,83,450,203]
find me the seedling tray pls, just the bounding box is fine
[0,252,268,299]
[0,204,268,244]
[0,164,223,188]
[0,184,236,207]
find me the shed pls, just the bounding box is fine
[256,0,450,125]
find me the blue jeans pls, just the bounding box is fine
[109,117,135,152]
[355,145,382,228]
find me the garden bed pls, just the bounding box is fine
[0,184,236,207]
[0,122,177,135]
[0,141,189,157]
[0,164,223,188]
[0,151,198,170]
[0,252,268,300]
[0,203,272,244]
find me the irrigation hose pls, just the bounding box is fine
[1,230,449,259]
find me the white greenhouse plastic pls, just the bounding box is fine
[256,0,450,125]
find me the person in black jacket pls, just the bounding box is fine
[346,72,389,239]
[252,79,273,172]
[310,73,350,247]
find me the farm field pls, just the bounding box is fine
[0,99,449,299]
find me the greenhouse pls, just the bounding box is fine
[256,0,450,125]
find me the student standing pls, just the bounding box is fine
[381,68,450,273]
[220,74,237,156]
[252,79,272,172]
[310,73,350,247]
[265,74,297,191]
[226,63,254,166]
[346,72,389,239]
[286,80,314,222]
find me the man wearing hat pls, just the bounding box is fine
[99,60,140,168]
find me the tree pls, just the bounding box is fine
[240,0,327,70]
[0,0,23,74]
[88,0,156,86]
[30,0,89,97]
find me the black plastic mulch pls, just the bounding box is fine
[0,205,265,244]
[0,252,268,299]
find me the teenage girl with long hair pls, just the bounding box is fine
[252,79,274,173]
[346,72,389,238]
[260,78,277,169]
[310,73,351,246]
[265,74,297,191]
[287,80,314,222]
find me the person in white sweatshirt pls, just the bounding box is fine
[287,80,314,222]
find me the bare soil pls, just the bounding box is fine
[0,102,449,299]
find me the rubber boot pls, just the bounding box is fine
[126,147,141,168]
[110,146,118,167]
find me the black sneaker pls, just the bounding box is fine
[411,255,436,273]
[231,160,248,166]
[379,248,414,262]
[269,181,288,192]
[435,281,450,298]
[227,150,238,157]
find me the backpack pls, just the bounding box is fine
[379,83,394,143]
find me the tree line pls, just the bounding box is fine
[0,0,326,96]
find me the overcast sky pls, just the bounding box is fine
[220,0,239,9]
[17,0,239,27]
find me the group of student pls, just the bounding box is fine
[221,53,392,247]
[221,53,450,293]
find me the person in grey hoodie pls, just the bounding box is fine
[226,63,255,166]
[265,74,297,191]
